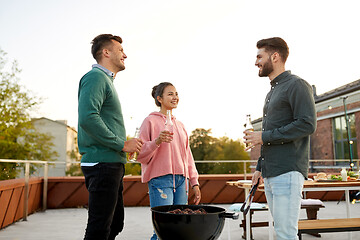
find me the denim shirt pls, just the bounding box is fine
[256,71,317,179]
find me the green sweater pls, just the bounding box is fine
[78,67,126,164]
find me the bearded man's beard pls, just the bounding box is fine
[259,59,273,77]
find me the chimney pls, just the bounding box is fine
[312,85,317,97]
[56,120,68,125]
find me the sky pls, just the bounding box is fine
[1,0,360,140]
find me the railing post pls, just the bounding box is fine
[243,161,247,180]
[42,162,48,211]
[23,162,30,221]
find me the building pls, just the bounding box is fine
[31,117,79,177]
[311,79,360,170]
[251,79,360,172]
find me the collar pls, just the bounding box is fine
[270,70,291,86]
[92,64,115,78]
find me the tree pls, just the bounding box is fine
[211,137,251,174]
[66,135,82,176]
[189,128,250,174]
[0,49,58,180]
[125,160,141,176]
[189,128,220,173]
[124,135,141,176]
[189,128,219,160]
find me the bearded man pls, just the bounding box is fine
[244,37,317,240]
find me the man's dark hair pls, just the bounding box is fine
[91,34,123,61]
[257,37,289,62]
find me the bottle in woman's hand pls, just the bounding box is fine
[164,110,173,133]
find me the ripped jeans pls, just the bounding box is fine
[148,174,188,240]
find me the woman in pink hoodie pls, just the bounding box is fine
[136,82,201,240]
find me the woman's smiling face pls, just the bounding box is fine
[157,85,179,111]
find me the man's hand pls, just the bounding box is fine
[192,185,201,205]
[122,138,143,153]
[243,130,263,151]
[252,170,263,186]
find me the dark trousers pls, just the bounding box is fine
[82,162,125,240]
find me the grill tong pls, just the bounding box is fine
[240,181,259,215]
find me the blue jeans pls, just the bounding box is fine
[148,174,188,240]
[264,171,305,240]
[81,163,125,240]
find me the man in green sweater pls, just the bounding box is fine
[244,37,316,240]
[78,34,143,240]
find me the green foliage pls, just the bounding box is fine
[66,163,83,176]
[189,128,250,174]
[65,136,82,176]
[125,161,141,176]
[189,128,218,160]
[116,128,251,176]
[123,135,142,175]
[0,48,58,180]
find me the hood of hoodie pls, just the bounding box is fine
[148,111,176,121]
[137,111,199,187]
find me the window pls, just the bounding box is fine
[333,114,358,164]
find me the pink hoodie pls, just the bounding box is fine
[136,112,199,187]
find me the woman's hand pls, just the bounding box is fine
[155,130,173,145]
[192,185,201,205]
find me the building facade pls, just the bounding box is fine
[251,79,360,172]
[31,118,79,176]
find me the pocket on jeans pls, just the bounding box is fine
[270,173,291,195]
[149,175,172,189]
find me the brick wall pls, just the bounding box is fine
[315,102,360,159]
[311,118,334,160]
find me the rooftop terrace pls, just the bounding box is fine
[1,159,359,240]
[0,201,359,240]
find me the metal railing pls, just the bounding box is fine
[0,159,73,220]
[1,158,359,221]
[194,159,255,180]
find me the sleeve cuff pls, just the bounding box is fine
[262,131,270,144]
[116,137,125,152]
[190,178,199,187]
[150,140,161,149]
[256,158,262,172]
